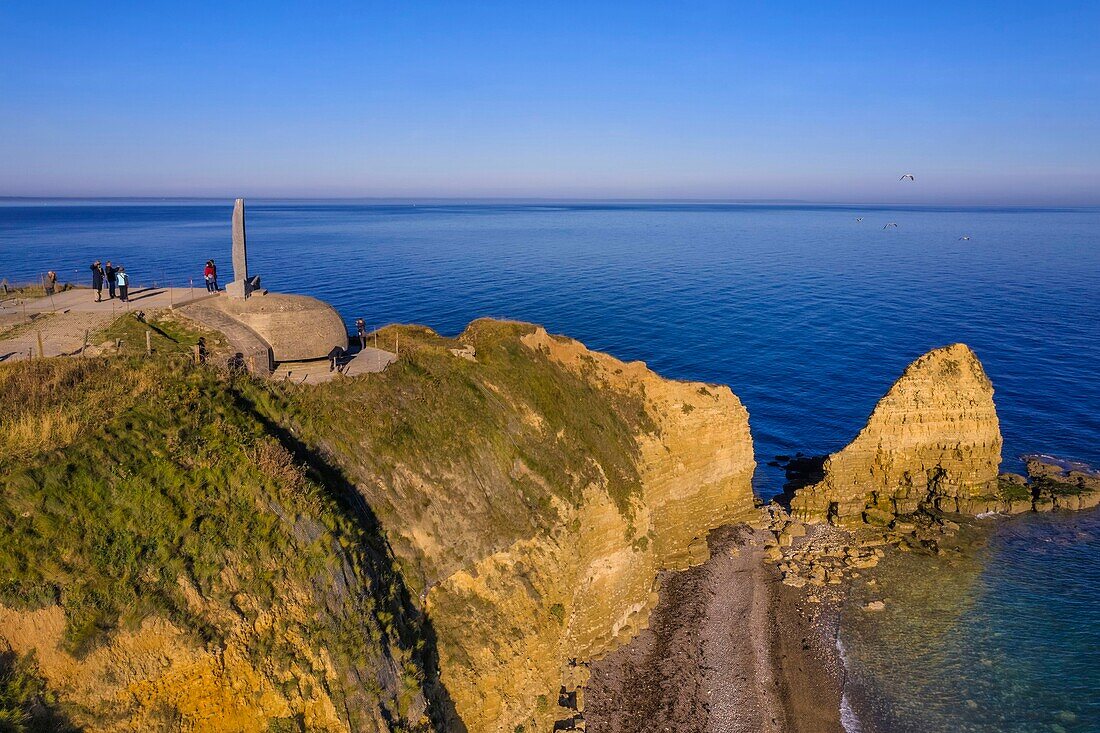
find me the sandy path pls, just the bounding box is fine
[584,525,843,733]
[0,310,114,361]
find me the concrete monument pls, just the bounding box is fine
[226,198,263,299]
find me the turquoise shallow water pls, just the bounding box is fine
[842,511,1100,733]
[2,200,1098,729]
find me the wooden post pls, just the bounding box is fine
[82,329,89,357]
[145,330,152,355]
[37,330,44,359]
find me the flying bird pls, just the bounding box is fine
[900,174,915,181]
[884,223,899,229]
[856,217,864,222]
[958,235,971,240]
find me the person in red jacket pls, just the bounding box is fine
[203,260,218,292]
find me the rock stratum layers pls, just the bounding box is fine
[790,343,1004,525]
[284,321,757,732]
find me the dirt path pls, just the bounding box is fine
[584,525,843,733]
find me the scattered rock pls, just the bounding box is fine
[862,600,886,612]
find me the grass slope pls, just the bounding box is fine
[0,315,446,731]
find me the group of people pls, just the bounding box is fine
[89,260,130,302]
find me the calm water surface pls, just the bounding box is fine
[2,200,1098,730]
[843,511,1100,733]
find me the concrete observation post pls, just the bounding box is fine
[226,198,264,299]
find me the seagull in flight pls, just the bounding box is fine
[884,222,899,229]
[958,235,971,240]
[856,217,864,222]
[900,174,915,181]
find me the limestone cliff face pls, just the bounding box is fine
[284,321,757,732]
[0,598,347,733]
[790,343,1003,524]
[426,328,755,731]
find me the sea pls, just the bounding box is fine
[2,199,1098,732]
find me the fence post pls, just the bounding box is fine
[82,330,89,356]
[146,330,152,355]
[37,330,44,359]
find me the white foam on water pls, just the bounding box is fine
[976,511,1003,519]
[835,634,864,733]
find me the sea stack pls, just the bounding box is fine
[790,343,1003,524]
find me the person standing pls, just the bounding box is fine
[209,259,218,291]
[105,261,118,299]
[116,266,129,302]
[45,270,57,295]
[203,260,215,292]
[91,261,104,301]
[356,318,367,349]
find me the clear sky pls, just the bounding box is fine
[2,1,1098,204]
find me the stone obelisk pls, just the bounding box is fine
[232,198,247,284]
[227,198,261,299]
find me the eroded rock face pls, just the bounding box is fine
[427,328,756,731]
[790,343,1003,524]
[287,321,757,732]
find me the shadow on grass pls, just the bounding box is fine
[232,388,467,733]
[0,649,80,733]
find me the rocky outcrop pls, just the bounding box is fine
[1018,456,1100,512]
[790,344,1003,525]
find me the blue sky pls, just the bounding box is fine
[2,2,1098,203]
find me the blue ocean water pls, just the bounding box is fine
[843,510,1100,733]
[2,200,1099,730]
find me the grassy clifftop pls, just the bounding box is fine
[246,320,657,595]
[0,316,449,732]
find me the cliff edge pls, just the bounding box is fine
[275,320,757,732]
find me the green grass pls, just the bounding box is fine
[243,320,656,591]
[0,651,77,733]
[92,310,225,357]
[0,330,441,729]
[0,315,661,731]
[997,479,1033,503]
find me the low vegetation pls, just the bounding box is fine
[243,320,655,591]
[0,316,442,730]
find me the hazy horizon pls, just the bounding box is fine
[3,2,1098,205]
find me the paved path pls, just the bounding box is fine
[177,300,274,376]
[342,346,398,376]
[0,287,215,362]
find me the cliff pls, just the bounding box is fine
[790,343,1004,525]
[267,320,757,731]
[0,316,756,732]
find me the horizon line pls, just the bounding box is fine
[1,195,1097,210]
